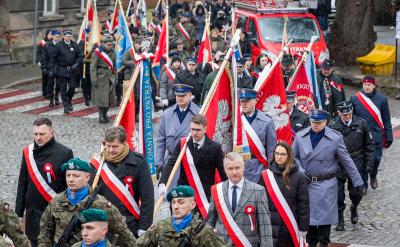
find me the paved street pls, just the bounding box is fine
[0,83,399,246]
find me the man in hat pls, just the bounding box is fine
[207,152,273,247]
[16,117,73,247]
[317,59,345,116]
[176,57,206,105]
[37,158,136,246]
[292,109,364,247]
[90,126,154,237]
[156,83,200,182]
[239,88,276,182]
[160,55,183,107]
[0,198,30,247]
[72,208,112,246]
[56,29,82,113]
[236,58,254,89]
[350,75,393,190]
[328,100,375,231]
[91,34,116,123]
[213,10,230,31]
[175,38,190,63]
[281,53,295,87]
[137,185,226,246]
[42,29,62,107]
[286,90,310,133]
[175,12,196,51]
[159,114,227,206]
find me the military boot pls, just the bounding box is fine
[84,96,90,106]
[103,107,110,123]
[54,95,60,105]
[98,108,107,123]
[350,203,359,224]
[49,98,54,107]
[67,100,73,112]
[64,104,70,114]
[336,211,345,231]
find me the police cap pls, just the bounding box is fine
[63,29,73,36]
[309,109,330,122]
[174,84,193,96]
[239,88,257,100]
[286,91,296,102]
[281,54,294,66]
[336,100,353,114]
[321,59,335,69]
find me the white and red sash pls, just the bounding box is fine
[129,48,155,62]
[176,23,191,42]
[180,138,209,219]
[355,92,384,129]
[261,170,306,247]
[241,116,268,167]
[95,48,114,71]
[23,144,57,202]
[91,159,140,220]
[163,65,176,81]
[211,183,252,247]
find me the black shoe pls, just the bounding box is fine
[85,98,90,106]
[64,105,70,114]
[54,97,60,105]
[350,203,359,224]
[336,211,345,231]
[49,99,54,107]
[363,186,368,195]
[68,103,73,112]
[370,177,378,189]
[116,97,121,106]
[103,107,110,122]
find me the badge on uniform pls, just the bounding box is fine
[70,47,74,51]
[244,205,256,231]
[44,163,56,184]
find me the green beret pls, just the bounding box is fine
[166,185,195,202]
[60,158,90,172]
[78,208,108,223]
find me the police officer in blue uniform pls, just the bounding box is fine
[156,83,200,185]
[329,101,375,231]
[56,29,83,114]
[292,109,364,247]
[286,91,310,134]
[350,76,393,190]
[239,88,276,183]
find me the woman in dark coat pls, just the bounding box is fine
[259,142,310,247]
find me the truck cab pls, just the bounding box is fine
[234,1,329,66]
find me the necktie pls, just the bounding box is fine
[232,185,237,213]
[193,143,199,151]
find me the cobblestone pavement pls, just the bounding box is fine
[0,84,399,246]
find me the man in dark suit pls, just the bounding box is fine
[207,152,273,247]
[159,114,227,201]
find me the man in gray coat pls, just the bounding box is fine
[90,34,116,123]
[240,88,276,183]
[156,83,200,186]
[292,109,364,247]
[207,152,273,247]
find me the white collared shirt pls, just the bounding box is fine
[64,40,71,46]
[228,178,244,209]
[341,119,352,126]
[193,136,205,149]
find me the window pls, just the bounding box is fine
[43,0,57,16]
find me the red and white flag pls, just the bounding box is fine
[153,18,168,66]
[197,27,213,70]
[256,62,293,144]
[162,65,176,81]
[109,2,120,32]
[118,90,137,150]
[288,63,316,114]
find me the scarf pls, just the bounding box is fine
[172,213,193,233]
[82,239,107,247]
[66,186,89,206]
[104,142,130,164]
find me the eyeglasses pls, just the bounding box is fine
[274,152,288,157]
[190,128,203,132]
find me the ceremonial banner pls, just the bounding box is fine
[305,51,322,108]
[197,27,213,70]
[152,18,168,81]
[119,89,136,150]
[288,63,316,114]
[256,62,292,144]
[109,0,120,32]
[115,5,133,72]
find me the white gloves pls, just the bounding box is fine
[138,229,146,237]
[158,183,166,197]
[299,231,307,239]
[162,99,169,106]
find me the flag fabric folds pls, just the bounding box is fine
[115,5,133,72]
[288,63,316,114]
[197,27,213,70]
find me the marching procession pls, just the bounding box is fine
[0,0,396,247]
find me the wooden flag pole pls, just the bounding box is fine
[153,29,242,218]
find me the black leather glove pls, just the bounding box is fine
[156,165,163,180]
[385,141,393,149]
[350,185,364,197]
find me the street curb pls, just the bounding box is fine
[1,76,41,89]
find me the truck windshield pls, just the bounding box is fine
[259,17,320,43]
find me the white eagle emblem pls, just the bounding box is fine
[262,95,290,130]
[213,100,232,153]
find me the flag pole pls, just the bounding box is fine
[165,0,170,64]
[286,36,318,91]
[153,29,242,218]
[281,15,288,50]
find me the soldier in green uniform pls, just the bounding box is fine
[0,199,29,247]
[91,34,116,123]
[175,13,196,51]
[136,185,226,247]
[37,158,136,247]
[72,208,114,247]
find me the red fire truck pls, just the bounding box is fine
[234,0,329,66]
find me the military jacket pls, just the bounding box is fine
[37,190,136,247]
[72,240,114,247]
[136,215,227,247]
[0,200,29,247]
